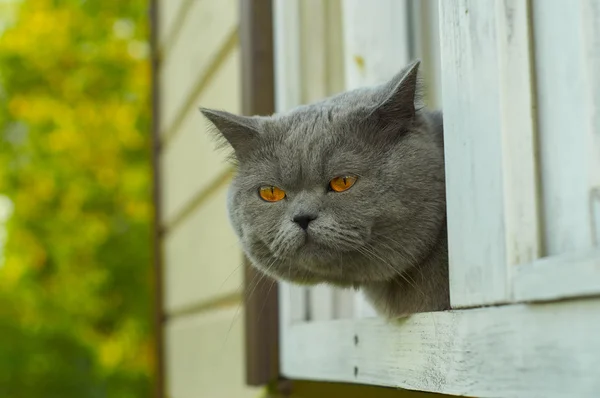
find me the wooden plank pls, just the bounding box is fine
[157,0,187,47]
[281,297,600,397]
[239,0,279,386]
[495,0,541,269]
[298,0,345,101]
[299,0,328,103]
[581,0,600,246]
[440,0,536,307]
[513,249,600,303]
[532,0,595,255]
[290,380,443,398]
[408,0,442,108]
[160,48,240,226]
[353,290,378,319]
[342,0,410,87]
[163,187,242,314]
[165,308,260,398]
[440,0,505,307]
[308,285,335,321]
[273,0,301,112]
[159,0,238,136]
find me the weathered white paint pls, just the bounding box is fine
[281,297,600,397]
[275,1,600,395]
[440,0,538,307]
[342,0,410,88]
[581,0,600,247]
[273,0,301,113]
[495,0,541,271]
[533,0,595,255]
[409,0,443,108]
[308,285,335,321]
[440,0,506,307]
[513,249,600,303]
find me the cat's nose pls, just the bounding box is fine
[292,214,317,230]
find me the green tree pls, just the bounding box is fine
[0,0,154,396]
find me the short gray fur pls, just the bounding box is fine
[200,61,449,318]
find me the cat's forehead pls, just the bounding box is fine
[245,115,369,187]
[241,89,383,185]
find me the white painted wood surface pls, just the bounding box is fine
[513,249,600,303]
[440,0,539,307]
[275,1,600,395]
[581,0,600,247]
[496,0,541,271]
[281,297,600,397]
[409,0,442,108]
[307,285,335,321]
[342,0,410,88]
[273,0,301,113]
[533,0,596,256]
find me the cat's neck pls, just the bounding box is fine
[361,223,450,318]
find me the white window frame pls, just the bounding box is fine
[275,1,600,396]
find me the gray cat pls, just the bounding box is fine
[200,61,449,318]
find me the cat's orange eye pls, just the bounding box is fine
[329,175,358,192]
[258,186,286,202]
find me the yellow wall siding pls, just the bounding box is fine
[160,47,240,225]
[157,0,186,47]
[159,0,238,137]
[165,308,259,398]
[163,185,242,314]
[157,0,253,396]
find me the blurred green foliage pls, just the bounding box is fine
[0,0,154,396]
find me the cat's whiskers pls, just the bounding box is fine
[373,233,420,264]
[373,234,431,286]
[372,239,422,284]
[225,254,280,346]
[360,243,427,300]
[318,225,364,252]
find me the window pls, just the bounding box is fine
[273,0,600,396]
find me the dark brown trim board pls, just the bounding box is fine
[239,0,280,387]
[149,0,165,397]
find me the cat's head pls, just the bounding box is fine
[200,61,446,287]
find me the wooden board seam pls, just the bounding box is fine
[164,291,243,321]
[157,0,195,62]
[161,167,233,234]
[160,27,239,149]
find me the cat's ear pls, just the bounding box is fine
[200,108,261,154]
[373,60,422,121]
